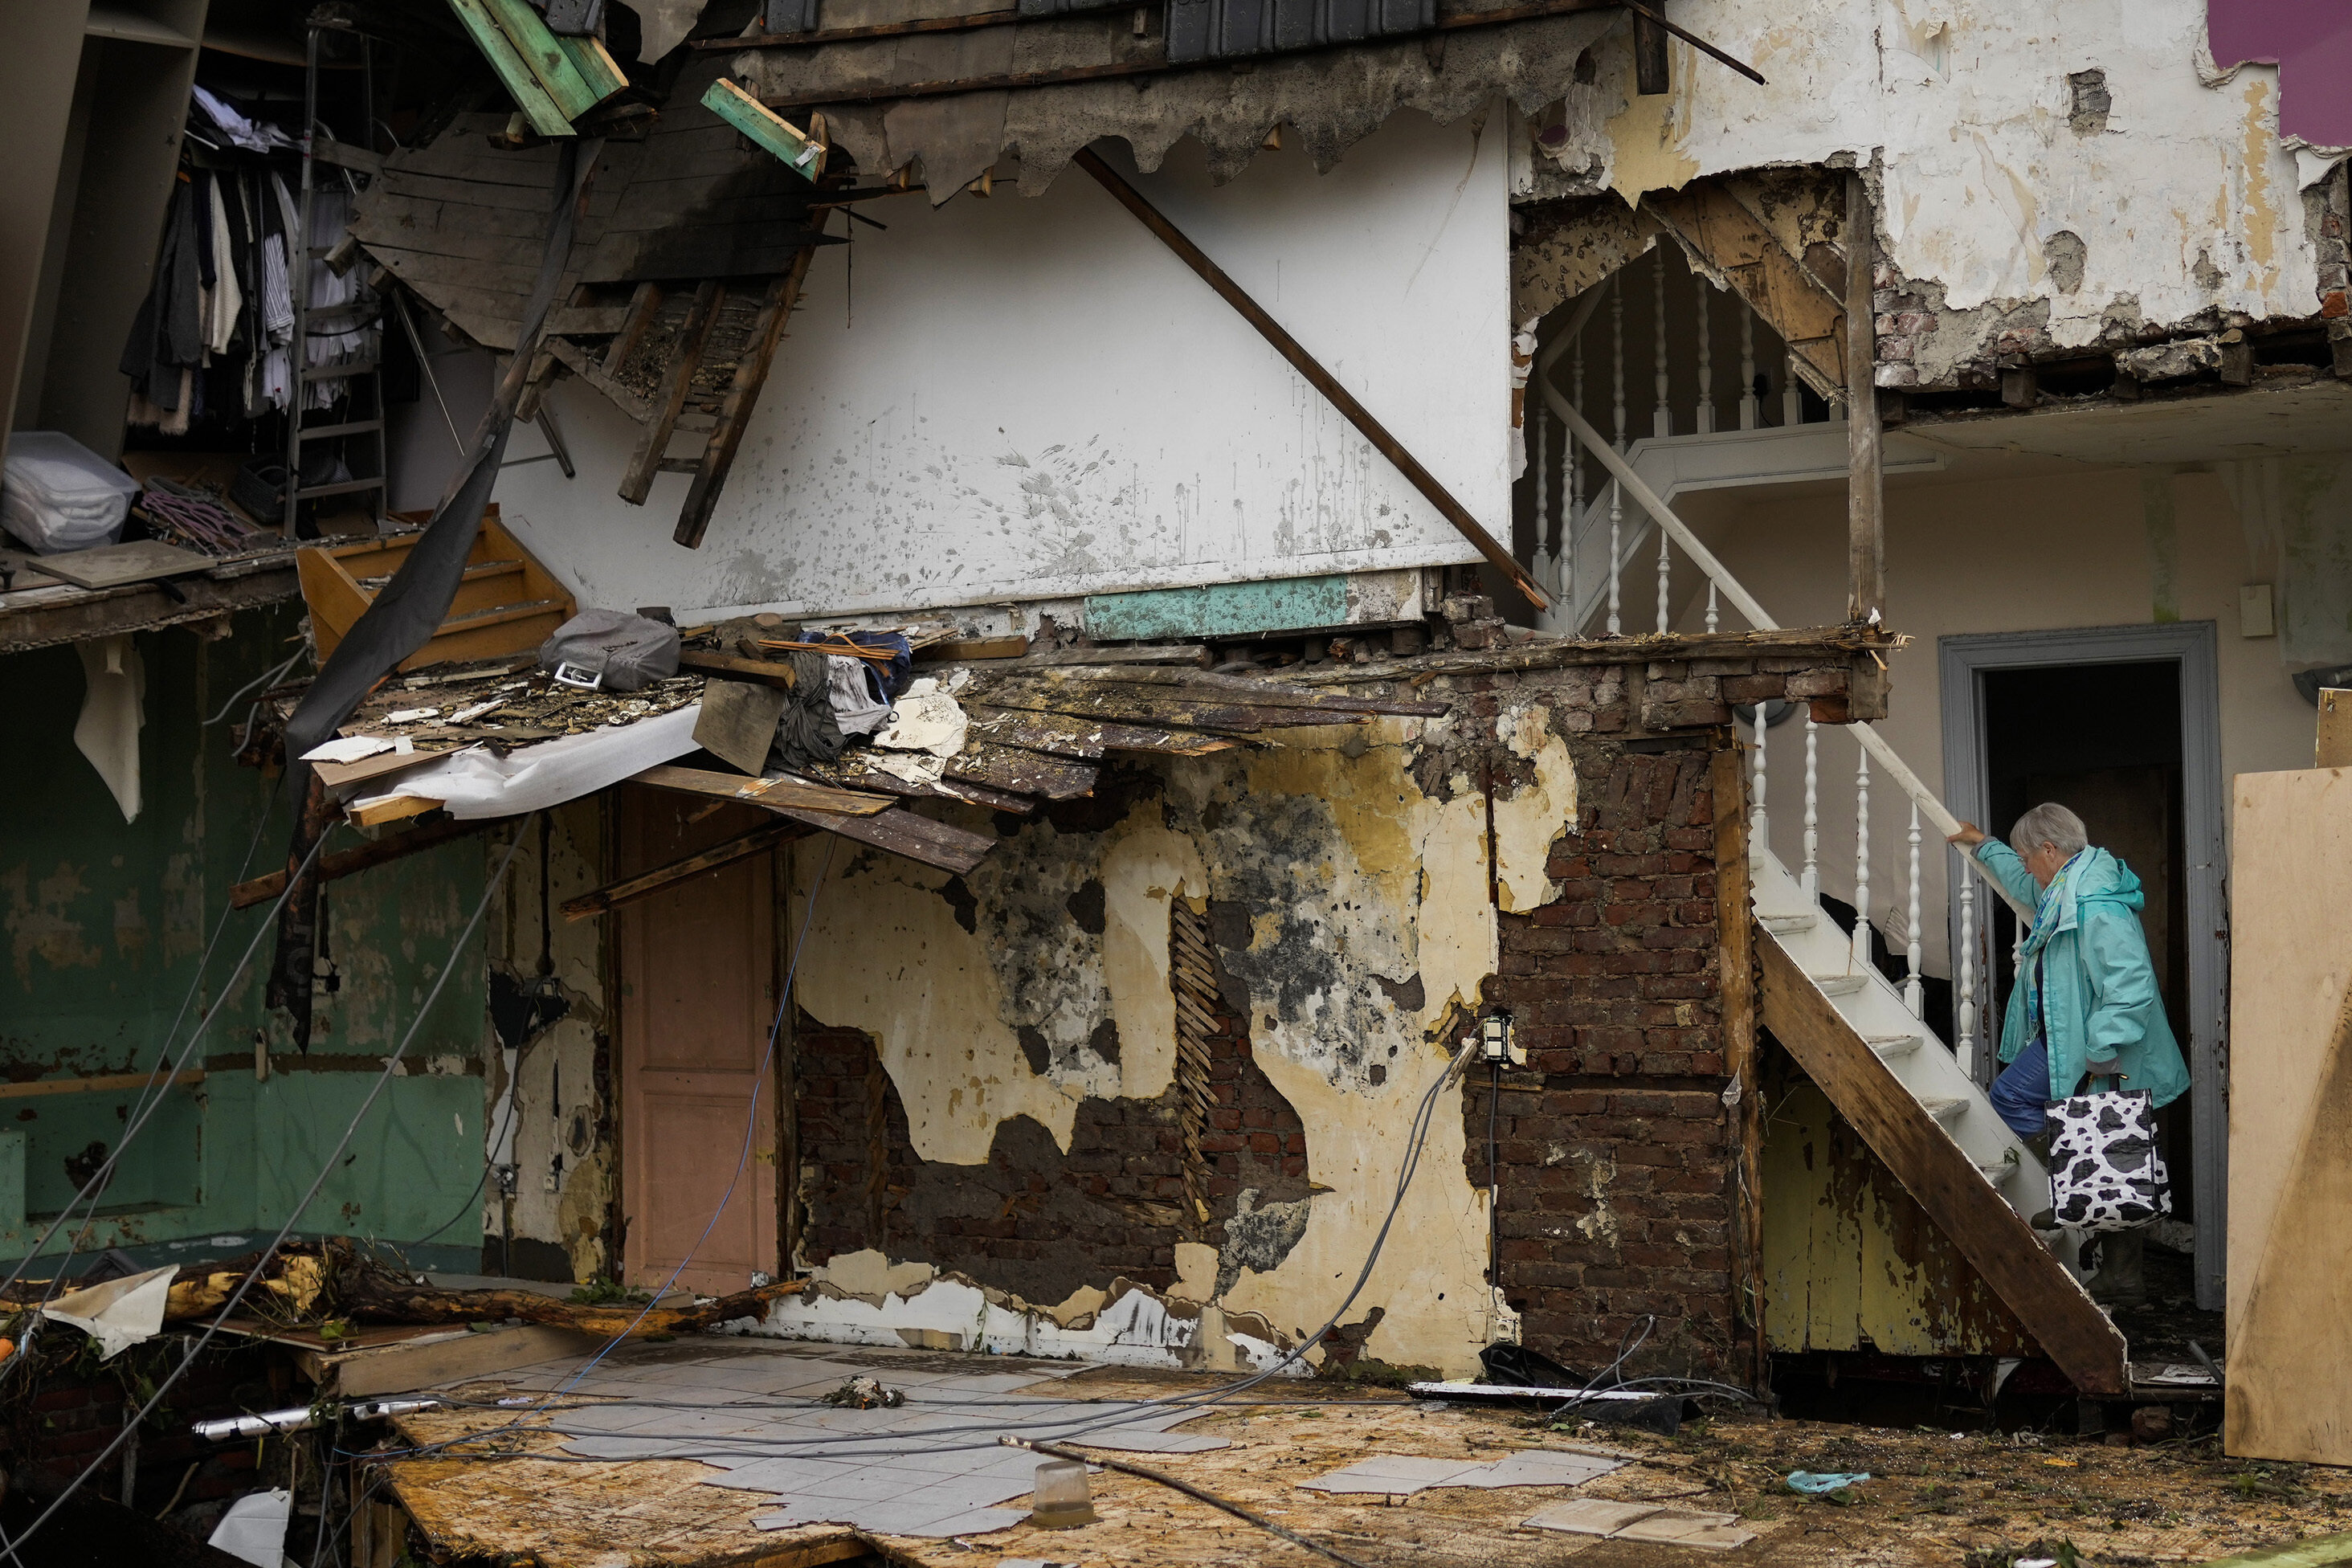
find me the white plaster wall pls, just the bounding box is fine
[1543,0,2321,345]
[491,112,1509,623]
[1682,459,2330,979]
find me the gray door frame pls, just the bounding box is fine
[1938,621,2226,1313]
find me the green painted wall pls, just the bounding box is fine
[0,609,493,1261]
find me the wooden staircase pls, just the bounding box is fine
[296,507,575,672]
[1751,841,2129,1395]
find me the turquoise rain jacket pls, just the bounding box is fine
[1973,842,2191,1108]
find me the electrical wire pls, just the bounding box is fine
[0,783,319,1307]
[365,1026,1479,1469]
[0,819,537,1566]
[350,835,843,1474]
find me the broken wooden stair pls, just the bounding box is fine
[525,247,819,549]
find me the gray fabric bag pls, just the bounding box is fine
[537,609,680,692]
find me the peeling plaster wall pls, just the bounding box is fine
[485,802,616,1284]
[489,112,1506,624]
[789,703,1583,1374]
[1519,1,2329,374]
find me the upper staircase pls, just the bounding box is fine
[1522,258,2132,1394]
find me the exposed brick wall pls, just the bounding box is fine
[793,933,1309,1307]
[1468,737,1742,1381]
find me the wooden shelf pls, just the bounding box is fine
[84,3,196,47]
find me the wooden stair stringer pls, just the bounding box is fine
[1756,934,2129,1395]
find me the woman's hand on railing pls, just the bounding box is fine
[1946,822,1990,848]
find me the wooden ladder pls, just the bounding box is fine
[524,245,819,549]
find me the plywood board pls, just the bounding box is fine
[2226,766,2352,1464]
[36,539,213,589]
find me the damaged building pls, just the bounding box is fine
[0,0,2349,1562]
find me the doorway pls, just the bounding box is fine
[1939,623,2226,1313]
[615,786,782,1293]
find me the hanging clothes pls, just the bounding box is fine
[120,177,207,431]
[201,171,243,358]
[258,174,297,411]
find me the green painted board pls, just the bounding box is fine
[700,78,823,182]
[554,33,628,104]
[446,0,574,137]
[1084,574,1352,641]
[478,0,607,120]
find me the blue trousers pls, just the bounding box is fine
[1991,1037,2053,1137]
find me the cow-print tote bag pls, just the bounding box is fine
[2046,1088,2171,1231]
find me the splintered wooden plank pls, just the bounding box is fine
[445,0,574,137]
[631,764,893,815]
[603,281,664,374]
[545,337,652,424]
[675,252,814,549]
[963,680,1377,733]
[1755,937,2128,1395]
[962,705,1242,760]
[1647,182,1845,398]
[769,802,995,875]
[619,280,722,505]
[563,819,809,921]
[944,742,1097,800]
[700,77,826,182]
[1035,665,1451,717]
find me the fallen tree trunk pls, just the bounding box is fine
[334,1267,806,1339]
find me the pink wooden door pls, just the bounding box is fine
[618,788,779,1292]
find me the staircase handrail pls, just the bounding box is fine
[1534,365,2037,925]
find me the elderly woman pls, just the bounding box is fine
[1947,803,2190,1137]
[1946,803,2189,1304]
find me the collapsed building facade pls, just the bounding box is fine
[2,1,2350,1547]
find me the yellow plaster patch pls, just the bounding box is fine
[1492,707,1579,915]
[1218,1041,1494,1377]
[1174,1241,1219,1303]
[1603,39,1701,204]
[2240,79,2279,288]
[1099,823,1207,1103]
[795,851,1084,1164]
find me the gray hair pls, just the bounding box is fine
[2009,802,2089,860]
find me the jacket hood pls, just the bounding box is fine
[2027,847,2142,951]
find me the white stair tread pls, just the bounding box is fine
[1810,973,1870,995]
[1919,1096,1967,1122]
[1866,1034,1921,1058]
[1760,913,1819,933]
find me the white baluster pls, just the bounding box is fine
[1652,259,1671,439]
[1904,801,1924,1017]
[1695,273,1717,435]
[1851,747,1872,969]
[1656,520,1672,634]
[1799,713,1819,900]
[1957,860,1978,1079]
[1749,706,1769,868]
[1607,276,1626,636]
[1737,303,1758,431]
[1533,399,1549,583]
[1570,331,1586,521]
[1705,583,1720,634]
[1566,329,1584,614]
[1782,346,1804,427]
